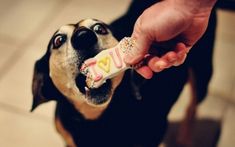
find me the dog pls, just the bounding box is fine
[31,18,212,147]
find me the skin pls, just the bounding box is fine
[124,0,217,79]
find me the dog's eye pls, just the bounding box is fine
[53,34,67,49]
[92,23,108,35]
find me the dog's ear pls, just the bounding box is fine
[31,51,61,111]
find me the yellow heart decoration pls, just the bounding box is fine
[97,56,111,73]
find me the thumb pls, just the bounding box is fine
[124,16,152,65]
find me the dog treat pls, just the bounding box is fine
[80,37,140,88]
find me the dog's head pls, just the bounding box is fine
[32,19,123,119]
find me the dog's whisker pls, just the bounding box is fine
[55,56,80,68]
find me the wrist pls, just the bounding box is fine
[171,0,217,16]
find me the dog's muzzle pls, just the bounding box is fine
[72,27,112,105]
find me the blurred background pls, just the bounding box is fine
[0,0,234,146]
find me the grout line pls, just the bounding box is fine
[230,69,235,103]
[209,91,235,107]
[0,101,52,123]
[218,98,229,125]
[0,34,21,46]
[0,0,22,45]
[0,0,21,18]
[0,0,72,81]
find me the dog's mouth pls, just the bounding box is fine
[71,26,113,105]
[75,69,112,105]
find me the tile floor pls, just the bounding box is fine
[0,0,234,146]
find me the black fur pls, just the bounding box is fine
[32,0,217,146]
[31,37,66,111]
[54,66,187,147]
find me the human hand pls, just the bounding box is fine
[124,0,216,79]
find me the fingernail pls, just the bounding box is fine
[177,51,186,57]
[155,60,167,69]
[168,57,177,63]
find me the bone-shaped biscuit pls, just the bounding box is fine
[80,37,137,88]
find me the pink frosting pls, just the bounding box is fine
[109,47,123,68]
[83,58,102,82]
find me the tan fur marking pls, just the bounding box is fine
[55,117,76,147]
[177,68,197,146]
[49,19,122,120]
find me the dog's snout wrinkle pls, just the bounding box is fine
[71,27,97,51]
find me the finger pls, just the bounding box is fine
[160,51,178,68]
[124,17,152,65]
[148,51,178,72]
[175,42,190,54]
[174,43,189,66]
[135,65,153,79]
[148,56,168,72]
[159,43,188,67]
[174,53,187,66]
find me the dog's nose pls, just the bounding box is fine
[71,27,97,51]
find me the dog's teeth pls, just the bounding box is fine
[85,86,90,99]
[85,86,90,92]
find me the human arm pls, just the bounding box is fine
[124,0,217,79]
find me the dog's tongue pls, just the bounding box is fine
[80,37,136,89]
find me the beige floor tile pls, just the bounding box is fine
[0,0,65,44]
[168,84,228,121]
[165,86,225,147]
[0,0,14,17]
[0,44,55,118]
[197,95,228,120]
[209,10,235,101]
[0,108,63,147]
[70,0,130,22]
[217,105,235,147]
[0,43,18,69]
[217,10,235,35]
[167,93,227,146]
[168,84,191,121]
[33,0,130,48]
[232,83,235,104]
[209,42,234,99]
